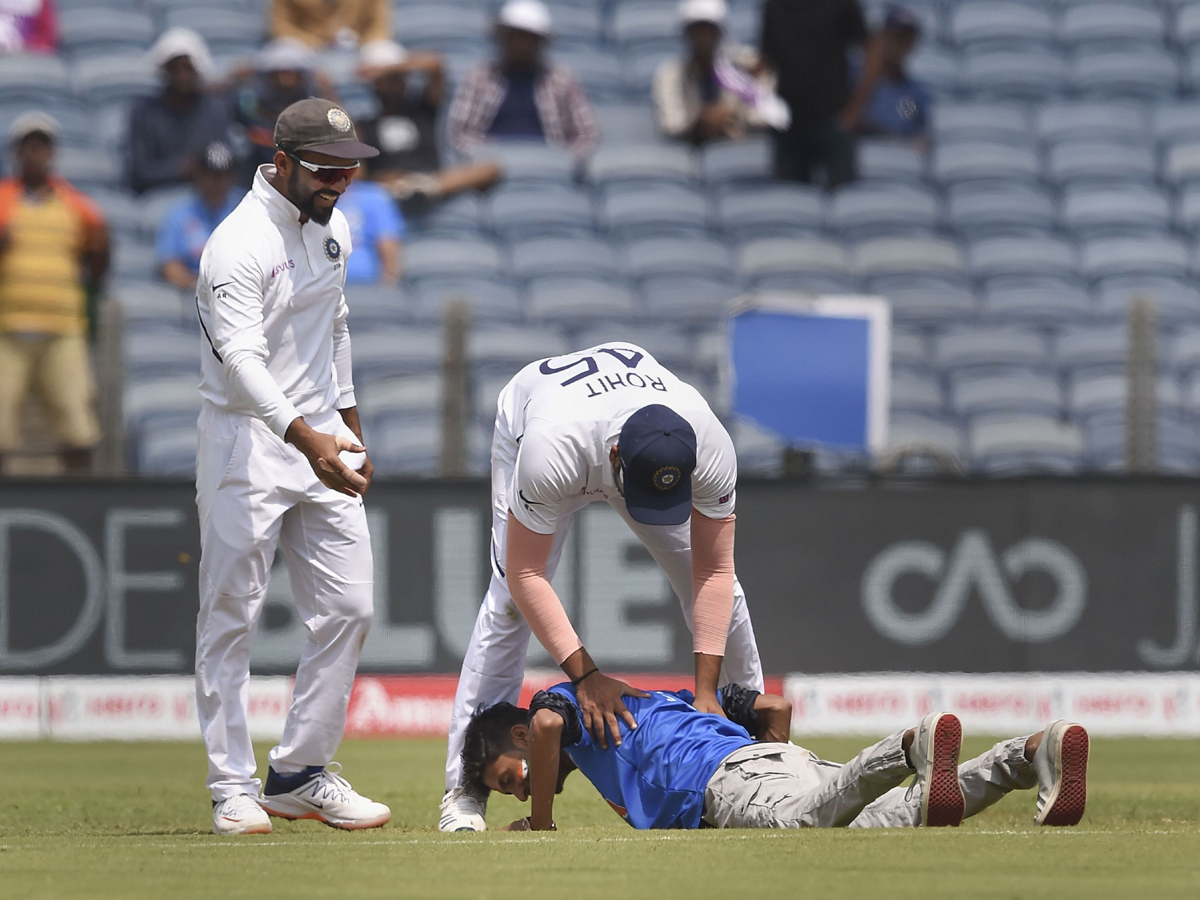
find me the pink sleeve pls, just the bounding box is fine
[690,511,736,657]
[506,512,583,665]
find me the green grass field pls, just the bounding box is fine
[2,736,1199,899]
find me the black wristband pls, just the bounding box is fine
[571,667,600,686]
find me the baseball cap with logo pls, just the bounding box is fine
[618,404,698,526]
[274,98,380,161]
[497,0,553,37]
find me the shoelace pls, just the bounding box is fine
[302,762,360,805]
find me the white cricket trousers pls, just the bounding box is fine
[702,735,1036,828]
[444,417,765,791]
[195,404,374,802]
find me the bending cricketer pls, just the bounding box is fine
[462,684,1091,832]
[194,98,389,835]
[440,343,765,831]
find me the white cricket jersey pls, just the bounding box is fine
[196,164,356,439]
[502,343,737,535]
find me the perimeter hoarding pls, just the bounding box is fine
[0,478,1198,676]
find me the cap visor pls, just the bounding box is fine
[622,480,693,526]
[298,139,381,160]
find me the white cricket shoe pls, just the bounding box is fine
[439,786,487,832]
[260,763,391,830]
[1033,720,1089,826]
[909,711,965,827]
[212,794,272,835]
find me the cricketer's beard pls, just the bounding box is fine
[287,165,338,225]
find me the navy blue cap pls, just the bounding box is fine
[884,5,920,31]
[618,405,698,526]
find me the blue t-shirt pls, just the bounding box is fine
[542,683,755,830]
[487,67,545,139]
[860,72,931,139]
[338,180,406,284]
[154,188,243,275]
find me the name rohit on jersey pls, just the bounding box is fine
[581,372,669,399]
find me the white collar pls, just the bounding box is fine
[252,164,305,226]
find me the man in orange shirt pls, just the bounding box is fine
[0,112,109,473]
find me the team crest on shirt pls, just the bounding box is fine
[323,236,341,263]
[653,466,682,491]
[327,107,353,132]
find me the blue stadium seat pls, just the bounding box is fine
[610,2,680,49]
[593,103,659,144]
[1080,236,1190,281]
[886,282,978,324]
[1174,3,1200,50]
[1059,4,1166,48]
[699,137,773,185]
[641,275,738,322]
[393,4,489,49]
[509,236,620,282]
[403,236,506,282]
[136,425,198,475]
[1068,372,1182,420]
[891,327,929,371]
[475,143,576,185]
[574,324,694,370]
[890,370,945,417]
[112,239,158,280]
[886,415,967,461]
[951,371,1063,419]
[828,183,941,240]
[934,325,1050,371]
[968,415,1084,474]
[0,103,90,146]
[1093,275,1200,321]
[951,2,1056,50]
[588,144,695,186]
[622,236,734,283]
[715,185,825,241]
[907,45,960,95]
[1171,325,1200,372]
[0,54,71,103]
[931,141,1041,185]
[1046,140,1158,185]
[487,187,596,241]
[857,141,926,181]
[1072,49,1181,98]
[467,325,570,375]
[968,236,1080,281]
[351,327,443,381]
[1060,185,1172,237]
[357,374,442,425]
[162,8,268,47]
[1083,409,1199,473]
[1152,103,1200,146]
[1053,324,1128,374]
[409,277,523,324]
[138,187,193,237]
[124,327,199,379]
[736,238,852,289]
[526,276,641,324]
[87,188,141,238]
[964,50,1070,99]
[930,102,1031,145]
[1035,102,1149,145]
[113,281,192,331]
[123,376,203,436]
[547,4,605,47]
[343,284,407,329]
[982,276,1095,323]
[368,416,441,476]
[72,54,158,105]
[624,48,677,100]
[58,9,156,58]
[599,185,710,240]
[1164,142,1200,185]
[55,146,121,189]
[555,49,627,103]
[408,193,485,235]
[853,237,965,281]
[946,184,1057,238]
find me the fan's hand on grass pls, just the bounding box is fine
[575,671,650,750]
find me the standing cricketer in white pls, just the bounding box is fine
[440,343,765,831]
[194,98,390,835]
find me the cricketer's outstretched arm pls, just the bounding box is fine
[690,510,737,713]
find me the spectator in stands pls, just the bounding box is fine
[356,39,501,214]
[0,0,55,53]
[128,28,236,195]
[155,141,242,291]
[839,6,930,148]
[0,113,107,473]
[271,0,389,51]
[654,0,789,147]
[233,38,337,177]
[448,0,599,161]
[760,0,870,187]
[338,170,405,284]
